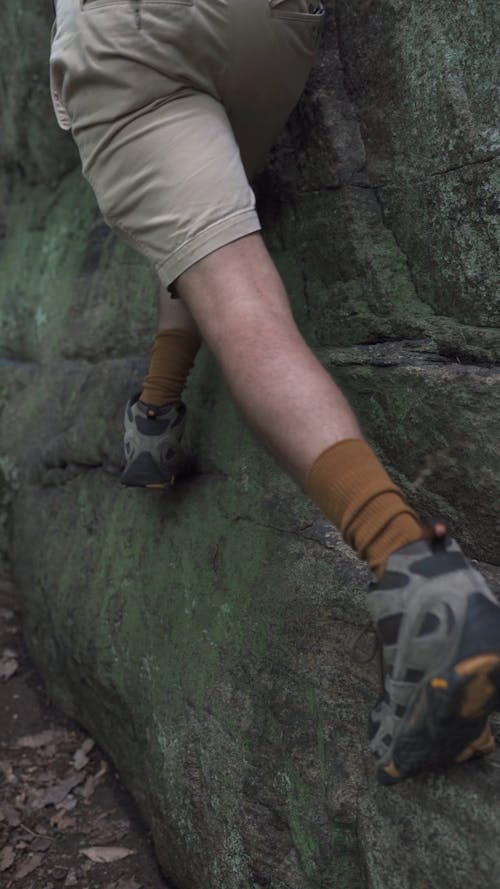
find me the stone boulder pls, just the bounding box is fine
[1,1,499,887]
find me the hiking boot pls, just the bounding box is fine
[120,394,191,489]
[368,522,500,784]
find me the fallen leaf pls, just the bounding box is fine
[31,836,52,852]
[82,760,108,801]
[56,793,78,811]
[112,879,142,889]
[81,738,95,754]
[2,647,16,657]
[0,657,18,679]
[80,846,135,864]
[89,817,130,845]
[0,803,21,827]
[73,738,94,771]
[12,852,43,881]
[36,768,57,785]
[17,729,63,749]
[50,811,76,831]
[32,771,85,809]
[74,751,88,771]
[0,761,16,784]
[64,869,79,886]
[0,846,15,872]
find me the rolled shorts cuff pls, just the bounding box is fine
[156,208,262,288]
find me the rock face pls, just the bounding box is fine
[1,2,499,887]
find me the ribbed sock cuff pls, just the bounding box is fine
[307,438,427,578]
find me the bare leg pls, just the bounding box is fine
[157,283,200,336]
[175,233,362,486]
[136,233,423,579]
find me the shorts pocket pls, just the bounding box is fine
[81,0,193,8]
[269,0,324,24]
[269,0,324,55]
[49,23,72,131]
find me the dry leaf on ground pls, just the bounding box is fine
[0,656,18,680]
[57,794,79,812]
[17,729,64,749]
[111,878,142,889]
[73,737,94,770]
[82,760,108,801]
[31,836,52,853]
[0,761,16,783]
[0,802,21,826]
[32,771,86,809]
[12,852,43,881]
[50,810,77,831]
[89,817,130,845]
[80,846,136,863]
[0,845,15,872]
[63,868,79,886]
[14,790,26,808]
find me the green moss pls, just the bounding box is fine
[279,766,364,888]
[329,824,364,889]
[30,462,273,717]
[278,769,320,882]
[0,173,157,363]
[277,189,434,349]
[379,164,500,327]
[0,173,96,359]
[0,0,76,181]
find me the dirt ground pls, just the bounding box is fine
[0,578,172,889]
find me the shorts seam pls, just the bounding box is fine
[158,208,261,282]
[101,210,161,266]
[99,206,260,283]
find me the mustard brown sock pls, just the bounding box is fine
[140,328,201,406]
[307,438,427,579]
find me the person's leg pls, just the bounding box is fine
[140,285,201,407]
[179,235,360,478]
[121,287,201,487]
[176,232,500,785]
[157,284,199,337]
[175,232,426,579]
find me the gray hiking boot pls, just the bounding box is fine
[368,522,500,784]
[120,394,192,489]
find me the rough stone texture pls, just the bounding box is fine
[1,1,499,888]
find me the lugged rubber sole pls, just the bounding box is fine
[378,652,500,784]
[121,451,179,489]
[145,478,175,490]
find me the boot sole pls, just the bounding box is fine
[146,480,175,490]
[378,652,500,784]
[120,451,185,489]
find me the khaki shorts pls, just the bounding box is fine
[50,0,324,287]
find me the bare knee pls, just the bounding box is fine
[175,233,297,354]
